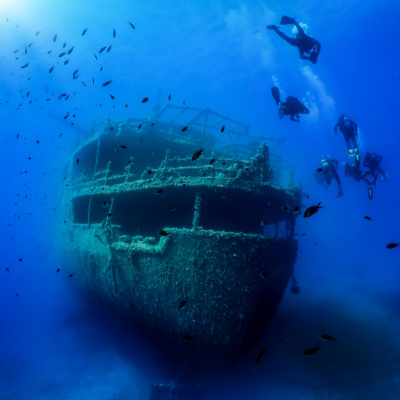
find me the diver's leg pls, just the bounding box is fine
[350,132,360,165]
[272,29,300,47]
[331,168,342,187]
[376,164,389,180]
[292,20,306,38]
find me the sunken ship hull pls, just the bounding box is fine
[55,105,301,366]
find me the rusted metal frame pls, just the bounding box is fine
[201,109,209,141]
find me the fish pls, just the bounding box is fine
[125,104,128,108]
[303,202,323,218]
[93,77,94,84]
[57,269,60,273]
[25,47,27,54]
[73,69,79,77]
[102,199,108,207]
[158,229,171,236]
[120,145,127,149]
[167,206,176,211]
[169,93,171,101]
[6,268,10,273]
[281,206,290,211]
[64,59,70,65]
[28,43,33,47]
[319,334,337,342]
[63,42,66,48]
[69,274,73,278]
[77,158,80,164]
[47,51,52,54]
[108,213,112,217]
[364,216,372,221]
[64,114,69,119]
[210,158,216,165]
[260,271,270,277]
[192,147,204,161]
[180,125,188,132]
[14,50,19,54]
[183,101,185,105]
[316,168,323,173]
[49,66,54,73]
[100,66,103,71]
[82,28,88,35]
[147,169,153,174]
[93,52,98,60]
[36,31,41,36]
[303,192,310,200]
[16,294,19,297]
[303,343,322,356]
[59,52,66,57]
[181,335,193,341]
[154,189,165,194]
[127,20,136,29]
[67,46,74,54]
[260,221,269,226]
[16,24,19,27]
[221,125,225,133]
[142,97,149,103]
[99,46,107,53]
[138,124,142,129]
[107,45,112,52]
[15,57,19,60]
[21,63,29,69]
[293,206,300,213]
[19,258,22,261]
[257,346,266,364]
[113,29,116,38]
[386,242,400,249]
[110,94,115,99]
[178,298,187,309]
[53,34,57,43]
[102,80,112,86]
[222,162,226,165]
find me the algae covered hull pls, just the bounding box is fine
[55,106,301,365]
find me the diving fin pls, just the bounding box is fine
[354,148,360,165]
[271,87,281,105]
[336,186,344,198]
[278,103,284,119]
[382,172,389,181]
[280,16,295,25]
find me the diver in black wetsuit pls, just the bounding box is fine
[343,162,374,199]
[320,155,343,197]
[270,87,309,122]
[363,150,389,183]
[267,16,321,64]
[334,115,360,165]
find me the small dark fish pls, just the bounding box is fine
[222,162,226,165]
[102,199,108,207]
[127,21,136,29]
[67,46,74,54]
[154,189,165,194]
[64,114,69,119]
[178,298,187,309]
[147,169,153,174]
[386,242,400,249]
[92,77,94,84]
[64,59,70,65]
[6,268,10,273]
[183,101,185,105]
[53,34,57,43]
[73,69,79,77]
[82,28,88,36]
[293,205,300,213]
[364,216,372,221]
[221,125,225,133]
[138,124,142,129]
[77,158,80,164]
[102,80,112,87]
[28,43,33,47]
[257,346,266,364]
[125,104,128,108]
[59,52,66,57]
[108,213,112,218]
[21,63,29,69]
[167,206,176,211]
[113,29,116,38]
[107,45,112,52]
[99,46,107,53]
[36,31,41,36]
[47,51,52,54]
[110,94,115,99]
[142,97,149,103]
[25,47,27,54]
[16,294,19,297]
[169,93,171,101]
[210,158,216,165]
[49,66,54,73]
[303,343,322,356]
[303,192,310,200]
[93,52,98,60]
[19,258,22,261]
[120,145,127,149]
[260,221,269,226]
[13,49,19,54]
[63,42,66,48]
[320,334,337,342]
[281,206,290,211]
[316,168,323,173]
[158,229,171,237]
[192,147,204,161]
[69,274,73,278]
[260,271,270,278]
[181,335,193,341]
[57,269,60,273]
[100,66,103,71]
[303,202,323,218]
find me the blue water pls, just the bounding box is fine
[1,0,400,399]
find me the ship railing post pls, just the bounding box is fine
[105,197,114,228]
[104,161,112,187]
[192,192,202,231]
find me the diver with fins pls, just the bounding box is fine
[334,115,360,165]
[319,155,344,198]
[343,162,376,199]
[267,16,321,64]
[271,87,309,122]
[363,150,389,183]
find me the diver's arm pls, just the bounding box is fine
[290,115,300,123]
[334,160,338,168]
[315,40,321,56]
[363,158,368,167]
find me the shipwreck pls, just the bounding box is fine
[55,104,302,374]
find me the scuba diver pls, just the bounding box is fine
[319,155,343,198]
[271,87,309,122]
[334,115,360,165]
[363,150,389,183]
[343,162,376,199]
[267,16,321,64]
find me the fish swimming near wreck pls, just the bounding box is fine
[303,202,323,218]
